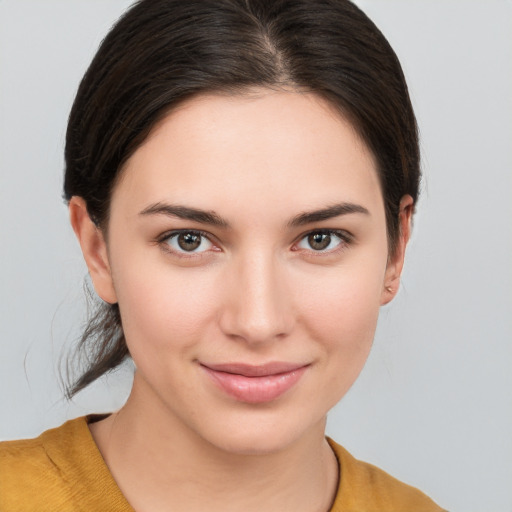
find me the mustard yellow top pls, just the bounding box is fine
[0,417,445,512]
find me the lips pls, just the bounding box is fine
[200,362,309,404]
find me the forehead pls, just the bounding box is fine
[113,90,383,221]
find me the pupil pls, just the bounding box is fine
[308,232,330,250]
[178,232,201,251]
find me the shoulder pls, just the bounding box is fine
[0,419,82,511]
[0,434,56,483]
[328,438,446,512]
[0,416,132,512]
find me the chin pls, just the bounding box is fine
[194,410,327,457]
[207,431,297,456]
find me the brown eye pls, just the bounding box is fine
[164,231,213,254]
[178,232,201,251]
[307,232,331,250]
[296,230,347,253]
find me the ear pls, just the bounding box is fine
[69,196,117,304]
[381,195,414,305]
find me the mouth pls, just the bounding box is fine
[200,362,309,404]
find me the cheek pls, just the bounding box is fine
[111,254,221,361]
[297,251,386,338]
[294,255,386,395]
[303,274,382,359]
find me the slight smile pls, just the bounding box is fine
[200,362,310,404]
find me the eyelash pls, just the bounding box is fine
[293,229,353,255]
[157,229,218,258]
[156,229,353,258]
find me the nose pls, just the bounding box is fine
[218,251,294,345]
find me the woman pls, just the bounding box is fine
[0,0,445,510]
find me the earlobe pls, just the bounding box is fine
[69,197,117,304]
[381,195,414,305]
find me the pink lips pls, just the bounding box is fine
[200,362,308,404]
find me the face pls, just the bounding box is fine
[77,90,409,454]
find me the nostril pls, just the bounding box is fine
[217,257,294,344]
[218,300,293,344]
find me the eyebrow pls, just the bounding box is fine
[288,202,370,227]
[139,201,369,228]
[139,202,230,227]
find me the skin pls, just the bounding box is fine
[70,89,412,512]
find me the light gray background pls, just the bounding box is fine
[1,1,511,511]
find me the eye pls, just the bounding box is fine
[163,230,214,254]
[295,230,348,252]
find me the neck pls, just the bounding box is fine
[90,376,339,512]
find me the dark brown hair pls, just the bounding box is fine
[64,0,420,396]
